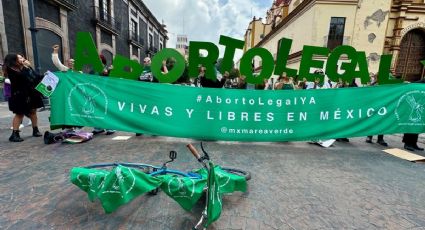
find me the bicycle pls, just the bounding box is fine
[70,142,251,229]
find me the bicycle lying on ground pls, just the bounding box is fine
[70,142,251,229]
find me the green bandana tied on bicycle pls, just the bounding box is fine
[70,163,247,224]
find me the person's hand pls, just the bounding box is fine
[162,60,167,66]
[52,45,60,54]
[23,59,31,68]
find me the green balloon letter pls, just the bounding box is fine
[189,41,219,80]
[151,48,185,83]
[240,48,274,84]
[352,52,370,84]
[109,55,143,80]
[74,32,103,74]
[299,46,329,82]
[378,55,402,85]
[326,46,359,82]
[219,35,244,74]
[274,38,298,77]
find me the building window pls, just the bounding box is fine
[132,45,139,57]
[149,34,153,48]
[100,0,111,21]
[327,17,346,50]
[131,9,137,17]
[130,19,138,39]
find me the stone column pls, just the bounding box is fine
[0,0,8,61]
[19,0,33,63]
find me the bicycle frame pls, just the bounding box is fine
[85,162,203,179]
[187,143,210,230]
[72,143,248,229]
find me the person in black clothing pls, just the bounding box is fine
[135,57,168,136]
[403,78,425,151]
[199,66,227,88]
[403,134,423,151]
[365,73,388,146]
[336,78,358,143]
[92,55,115,135]
[4,54,43,142]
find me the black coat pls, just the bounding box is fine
[7,67,44,114]
[199,75,226,88]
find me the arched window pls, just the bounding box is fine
[36,29,62,73]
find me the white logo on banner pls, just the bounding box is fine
[67,83,108,119]
[395,91,425,126]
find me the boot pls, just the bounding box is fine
[377,136,388,147]
[365,136,372,143]
[9,130,24,142]
[33,127,42,137]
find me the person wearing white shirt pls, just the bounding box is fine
[51,45,74,72]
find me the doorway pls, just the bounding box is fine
[395,29,425,82]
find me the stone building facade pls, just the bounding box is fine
[0,0,168,73]
[244,0,425,82]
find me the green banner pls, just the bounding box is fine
[51,72,425,142]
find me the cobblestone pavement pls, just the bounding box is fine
[1,102,425,230]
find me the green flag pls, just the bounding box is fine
[70,167,109,201]
[196,166,247,194]
[206,162,222,226]
[96,165,163,213]
[159,175,207,211]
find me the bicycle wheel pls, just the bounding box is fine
[221,167,251,181]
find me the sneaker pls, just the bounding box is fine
[135,133,142,136]
[10,124,25,130]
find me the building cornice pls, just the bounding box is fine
[255,0,357,48]
[130,0,168,39]
[255,0,314,47]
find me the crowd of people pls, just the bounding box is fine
[1,50,423,152]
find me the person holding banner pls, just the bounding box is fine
[139,57,157,82]
[92,55,115,135]
[199,66,227,88]
[52,45,75,72]
[135,57,168,136]
[275,74,295,90]
[365,73,388,146]
[403,134,424,151]
[403,77,425,151]
[4,54,43,142]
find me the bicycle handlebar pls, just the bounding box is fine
[186,144,201,161]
